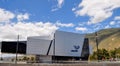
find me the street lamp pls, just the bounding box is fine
[95,32,99,61]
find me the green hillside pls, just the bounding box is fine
[86,28,120,51]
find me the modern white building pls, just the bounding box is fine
[27,31,90,62]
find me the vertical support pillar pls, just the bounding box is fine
[53,33,55,63]
[15,35,19,64]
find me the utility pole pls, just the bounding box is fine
[15,35,19,64]
[95,32,99,62]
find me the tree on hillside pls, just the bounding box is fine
[102,49,109,59]
[110,49,116,58]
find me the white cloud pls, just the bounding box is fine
[57,0,64,8]
[51,0,64,11]
[110,21,115,25]
[74,0,120,24]
[0,22,58,41]
[56,22,74,27]
[17,13,29,21]
[114,16,120,20]
[0,8,76,41]
[0,21,76,41]
[75,27,87,31]
[0,8,15,23]
[72,7,76,11]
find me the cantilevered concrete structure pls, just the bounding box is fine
[27,31,90,62]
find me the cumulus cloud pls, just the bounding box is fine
[0,22,58,41]
[0,8,76,41]
[56,22,74,27]
[17,13,29,21]
[0,8,30,23]
[110,21,115,25]
[74,0,120,24]
[75,27,87,31]
[0,8,15,23]
[114,16,120,20]
[0,21,76,41]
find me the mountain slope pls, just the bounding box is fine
[86,28,120,51]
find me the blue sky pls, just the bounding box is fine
[0,0,120,40]
[1,0,120,57]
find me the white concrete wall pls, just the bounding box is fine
[55,31,85,57]
[27,37,52,55]
[27,31,85,57]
